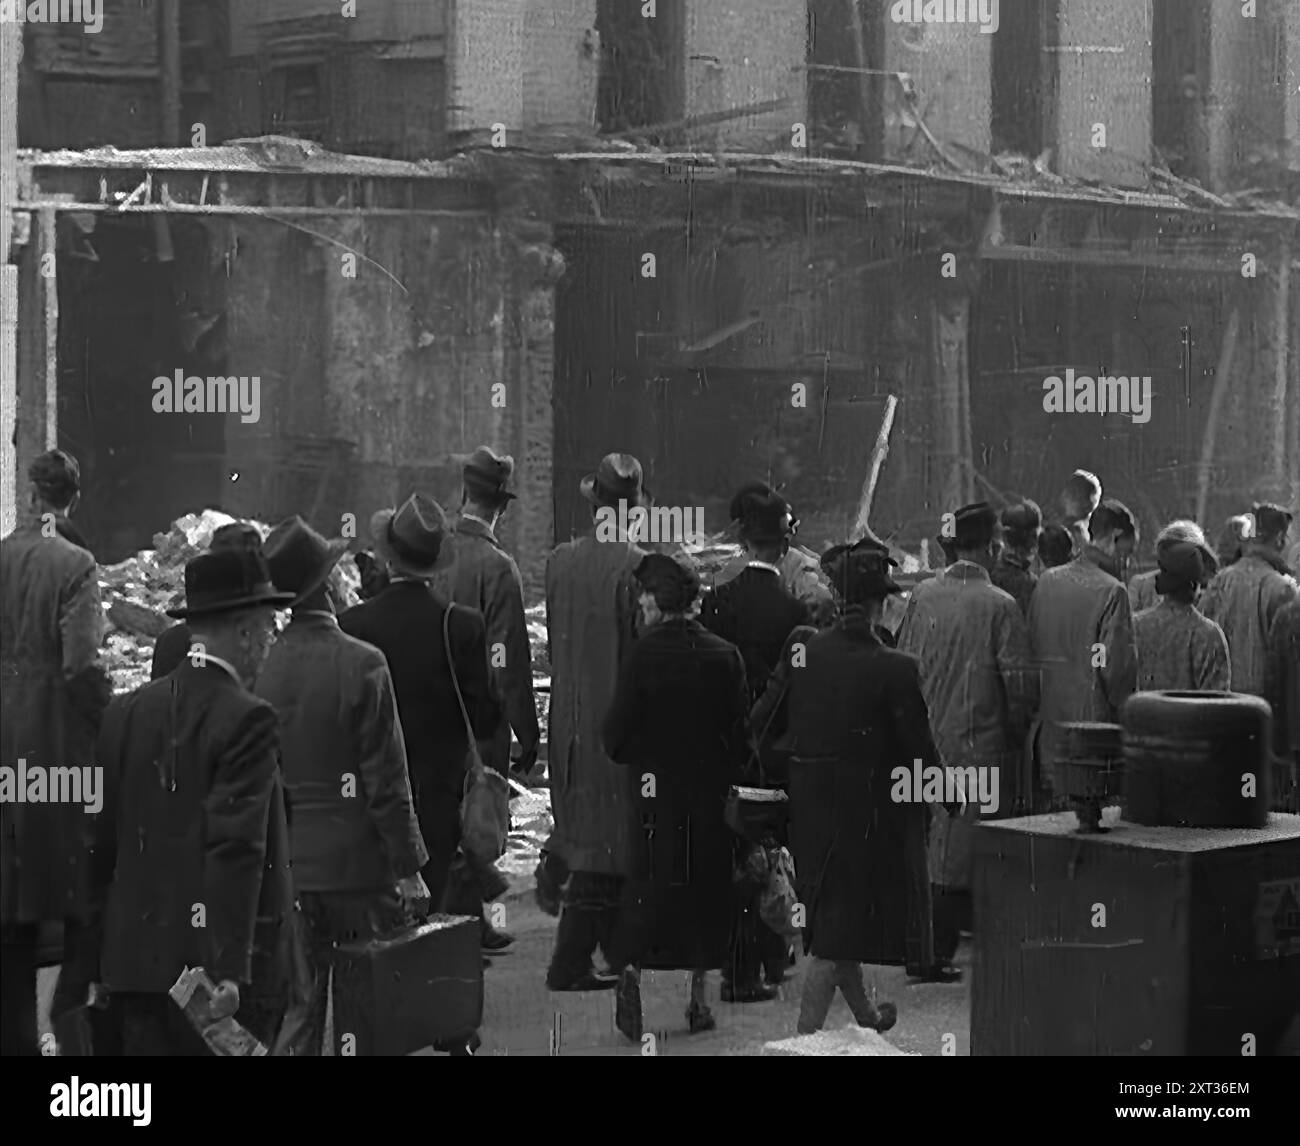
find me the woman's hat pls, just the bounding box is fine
[634,551,701,612]
[1156,540,1208,590]
[166,549,295,620]
[262,515,350,607]
[454,445,517,503]
[580,453,651,509]
[820,539,902,600]
[369,493,448,578]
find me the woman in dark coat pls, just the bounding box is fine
[603,552,749,1040]
[752,538,943,1034]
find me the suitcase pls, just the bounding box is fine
[332,913,482,1056]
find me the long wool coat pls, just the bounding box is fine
[755,618,938,968]
[602,618,748,970]
[544,534,645,876]
[1,522,108,926]
[896,562,1038,887]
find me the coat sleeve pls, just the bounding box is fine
[750,625,816,743]
[601,644,644,765]
[996,601,1038,741]
[1264,607,1294,755]
[485,554,540,753]
[449,605,502,740]
[1262,576,1299,636]
[203,704,280,985]
[355,656,429,880]
[1097,586,1138,717]
[1197,621,1232,693]
[888,654,943,774]
[60,556,104,679]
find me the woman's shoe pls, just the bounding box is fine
[871,1002,898,1033]
[686,1002,716,1035]
[615,968,642,1042]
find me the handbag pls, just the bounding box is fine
[444,604,511,867]
[758,846,801,938]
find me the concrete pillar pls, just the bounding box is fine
[522,0,599,131]
[14,209,59,515]
[1053,0,1152,188]
[448,0,527,135]
[682,0,806,149]
[1,20,19,534]
[1285,0,1300,163]
[881,6,993,162]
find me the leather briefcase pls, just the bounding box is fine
[332,913,482,1056]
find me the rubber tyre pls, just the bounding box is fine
[1120,690,1271,828]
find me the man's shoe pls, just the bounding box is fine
[615,969,642,1042]
[547,970,619,992]
[482,925,515,953]
[686,1001,716,1035]
[720,981,780,1004]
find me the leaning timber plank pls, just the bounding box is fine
[851,393,898,541]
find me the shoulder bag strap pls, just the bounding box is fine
[442,603,478,754]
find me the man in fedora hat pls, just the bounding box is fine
[714,482,833,622]
[1,449,111,1056]
[540,454,647,991]
[898,502,1036,981]
[702,487,810,1001]
[257,516,430,1055]
[340,494,500,915]
[151,521,265,680]
[1201,503,1297,697]
[87,548,297,1054]
[430,447,539,954]
[1029,498,1138,812]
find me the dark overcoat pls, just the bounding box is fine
[429,515,540,773]
[89,661,295,1010]
[755,618,938,967]
[1,521,108,926]
[602,618,748,970]
[255,612,428,893]
[544,534,645,876]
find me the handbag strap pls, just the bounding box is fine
[442,603,477,752]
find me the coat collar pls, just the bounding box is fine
[455,513,500,544]
[179,652,246,690]
[946,560,991,584]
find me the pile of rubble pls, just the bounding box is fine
[98,510,363,695]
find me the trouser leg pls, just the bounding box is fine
[415,787,463,910]
[834,961,882,1028]
[116,993,212,1057]
[0,923,39,1056]
[797,956,838,1035]
[546,872,613,988]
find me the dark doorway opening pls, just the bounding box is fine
[992,0,1058,157]
[56,214,228,564]
[595,0,685,138]
[806,0,885,160]
[1152,0,1211,180]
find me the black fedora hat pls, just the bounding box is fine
[370,493,448,577]
[166,549,295,620]
[454,445,517,503]
[953,502,999,549]
[263,515,350,608]
[209,521,264,553]
[820,539,902,598]
[580,452,651,509]
[739,490,794,544]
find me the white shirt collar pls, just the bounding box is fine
[746,560,782,575]
[294,609,337,624]
[188,650,245,689]
[461,512,497,536]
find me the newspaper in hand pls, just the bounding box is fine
[168,967,268,1057]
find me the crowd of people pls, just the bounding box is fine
[1,446,1297,1055]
